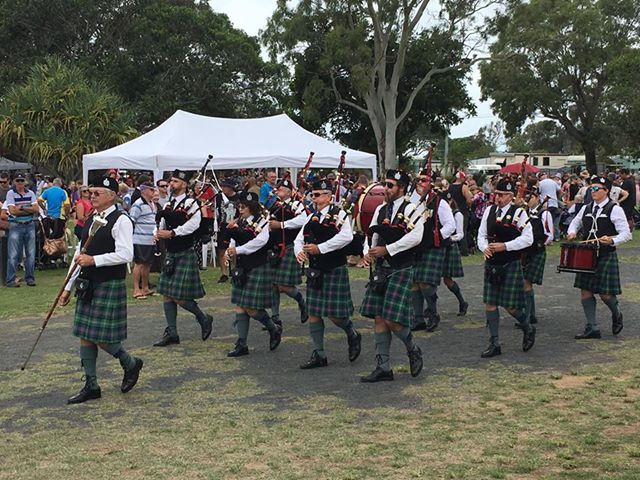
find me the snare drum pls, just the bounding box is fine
[557,242,598,273]
[353,183,385,234]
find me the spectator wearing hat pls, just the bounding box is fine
[153,169,213,347]
[477,178,536,358]
[568,176,631,339]
[129,182,157,299]
[214,178,240,283]
[2,173,38,287]
[447,171,472,255]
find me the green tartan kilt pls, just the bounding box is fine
[273,244,302,287]
[574,250,621,295]
[442,242,464,278]
[523,249,546,285]
[158,249,205,300]
[73,279,127,343]
[306,264,354,318]
[483,259,526,310]
[361,267,414,327]
[414,248,445,286]
[232,263,274,309]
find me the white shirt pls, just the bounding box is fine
[609,186,622,204]
[280,200,309,230]
[294,204,353,256]
[230,215,270,255]
[539,178,561,208]
[477,203,533,252]
[364,196,424,256]
[568,198,631,246]
[65,205,134,291]
[412,197,456,240]
[540,210,554,245]
[157,193,202,237]
[451,211,465,242]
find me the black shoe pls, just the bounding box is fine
[522,325,536,352]
[412,321,427,331]
[299,299,309,323]
[263,315,282,331]
[269,324,282,351]
[426,314,440,332]
[347,331,362,362]
[300,350,328,369]
[67,383,101,404]
[361,367,394,383]
[481,343,502,358]
[217,274,229,284]
[612,312,623,335]
[199,314,213,341]
[575,327,601,340]
[27,281,36,287]
[530,316,538,325]
[153,327,180,347]
[121,358,143,393]
[227,342,249,357]
[408,346,423,377]
[457,301,468,317]
[5,282,20,288]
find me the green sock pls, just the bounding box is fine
[486,309,500,340]
[447,281,466,306]
[100,342,137,370]
[181,300,206,322]
[509,309,530,330]
[529,289,537,319]
[421,285,438,315]
[374,331,392,371]
[252,310,277,332]
[163,301,178,336]
[602,295,620,318]
[581,297,598,329]
[524,290,534,321]
[333,317,357,339]
[272,289,281,318]
[235,312,250,346]
[393,327,416,352]
[309,320,326,358]
[412,290,424,324]
[80,344,98,389]
[285,287,302,302]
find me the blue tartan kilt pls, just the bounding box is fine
[523,249,546,285]
[231,263,274,310]
[361,266,414,326]
[273,244,302,287]
[414,248,445,286]
[574,250,621,295]
[442,242,464,278]
[73,279,127,343]
[483,259,526,310]
[158,249,206,300]
[306,265,354,319]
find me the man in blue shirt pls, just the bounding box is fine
[38,177,70,239]
[2,173,38,287]
[259,170,278,209]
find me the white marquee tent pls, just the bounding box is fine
[82,110,378,183]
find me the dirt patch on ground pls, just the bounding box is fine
[552,375,593,389]
[603,424,640,438]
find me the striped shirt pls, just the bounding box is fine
[2,188,37,223]
[129,197,157,245]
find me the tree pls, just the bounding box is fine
[263,0,494,173]
[480,0,640,173]
[448,125,497,170]
[606,49,640,157]
[506,120,579,153]
[0,57,138,180]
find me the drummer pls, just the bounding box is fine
[567,175,631,339]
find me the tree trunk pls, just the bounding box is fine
[583,144,597,174]
[384,122,398,170]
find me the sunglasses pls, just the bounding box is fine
[384,182,399,189]
[0,180,8,184]
[589,186,604,192]
[15,179,25,183]
[89,190,110,197]
[495,192,512,197]
[158,184,168,188]
[311,192,329,198]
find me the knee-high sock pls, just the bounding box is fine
[80,344,98,388]
[163,301,178,335]
[333,317,357,339]
[528,289,537,319]
[374,331,392,371]
[412,290,424,323]
[251,310,277,332]
[602,295,620,319]
[509,308,530,330]
[309,320,326,358]
[271,289,281,319]
[421,285,438,315]
[524,290,534,321]
[486,309,500,341]
[581,297,598,329]
[180,300,206,322]
[393,327,416,352]
[284,287,303,302]
[101,343,136,370]
[447,281,466,306]
[235,312,250,346]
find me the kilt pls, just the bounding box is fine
[574,250,621,295]
[273,244,302,287]
[306,265,354,319]
[483,259,526,310]
[523,249,546,285]
[361,266,414,326]
[414,248,445,286]
[442,242,464,278]
[232,263,274,309]
[158,249,206,300]
[73,279,127,343]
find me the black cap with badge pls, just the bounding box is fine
[236,191,259,204]
[277,178,294,190]
[90,176,119,193]
[172,169,193,183]
[385,169,410,187]
[311,179,333,192]
[495,178,515,193]
[591,175,612,191]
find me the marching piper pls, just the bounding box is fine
[477,178,536,357]
[294,179,361,370]
[441,192,469,316]
[567,175,631,339]
[360,170,425,382]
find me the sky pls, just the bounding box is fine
[210,0,499,140]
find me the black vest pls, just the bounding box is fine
[372,200,415,268]
[580,201,617,253]
[419,197,448,251]
[269,199,303,247]
[486,204,524,265]
[228,217,269,270]
[161,196,198,253]
[79,209,128,282]
[448,183,469,214]
[526,210,547,254]
[303,205,347,272]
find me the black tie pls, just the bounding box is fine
[387,202,394,221]
[593,205,600,218]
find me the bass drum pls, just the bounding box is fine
[353,183,385,234]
